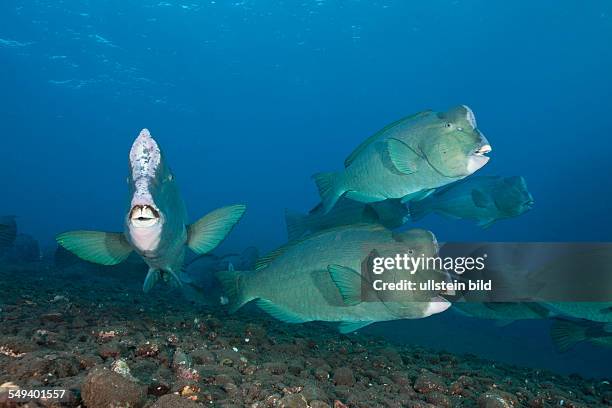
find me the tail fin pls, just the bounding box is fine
[143,269,161,293]
[550,320,588,352]
[408,197,430,222]
[215,268,254,313]
[312,172,345,214]
[284,209,310,241]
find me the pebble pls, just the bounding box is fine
[333,367,355,386]
[81,367,147,408]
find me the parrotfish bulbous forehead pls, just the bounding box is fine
[129,129,162,208]
[443,105,478,129]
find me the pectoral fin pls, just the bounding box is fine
[56,231,132,265]
[327,264,363,306]
[386,138,420,175]
[338,321,373,334]
[188,204,246,254]
[477,218,496,229]
[255,299,308,324]
[400,189,435,204]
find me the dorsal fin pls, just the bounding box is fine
[255,240,300,270]
[344,110,432,167]
[254,223,387,271]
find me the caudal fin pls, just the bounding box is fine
[312,172,345,214]
[284,209,310,241]
[550,319,588,353]
[215,268,254,313]
[143,269,161,293]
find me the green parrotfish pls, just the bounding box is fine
[217,224,451,333]
[409,176,534,228]
[313,106,491,214]
[56,129,246,292]
[285,197,409,241]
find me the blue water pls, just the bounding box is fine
[1,1,611,378]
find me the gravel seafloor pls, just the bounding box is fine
[0,261,610,408]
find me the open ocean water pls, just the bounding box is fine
[1,1,611,407]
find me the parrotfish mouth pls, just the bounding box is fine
[129,204,160,228]
[473,143,492,157]
[467,138,492,174]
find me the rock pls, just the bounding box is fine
[379,347,402,365]
[301,383,328,402]
[40,312,64,323]
[136,341,160,358]
[150,394,202,407]
[190,348,216,365]
[98,342,122,359]
[148,381,171,397]
[310,401,331,408]
[81,367,146,408]
[279,393,308,408]
[111,358,135,380]
[333,367,355,386]
[414,371,447,394]
[4,353,79,381]
[314,368,330,381]
[264,362,287,375]
[172,348,192,371]
[245,323,267,340]
[405,401,437,408]
[478,391,519,408]
[77,354,102,369]
[426,391,452,407]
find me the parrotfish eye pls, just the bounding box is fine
[408,249,415,255]
[445,123,452,128]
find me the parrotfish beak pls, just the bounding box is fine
[467,131,491,174]
[129,204,160,228]
[524,193,535,210]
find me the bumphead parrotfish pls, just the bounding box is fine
[56,129,246,292]
[217,224,451,333]
[285,197,409,241]
[313,106,491,213]
[409,176,534,228]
